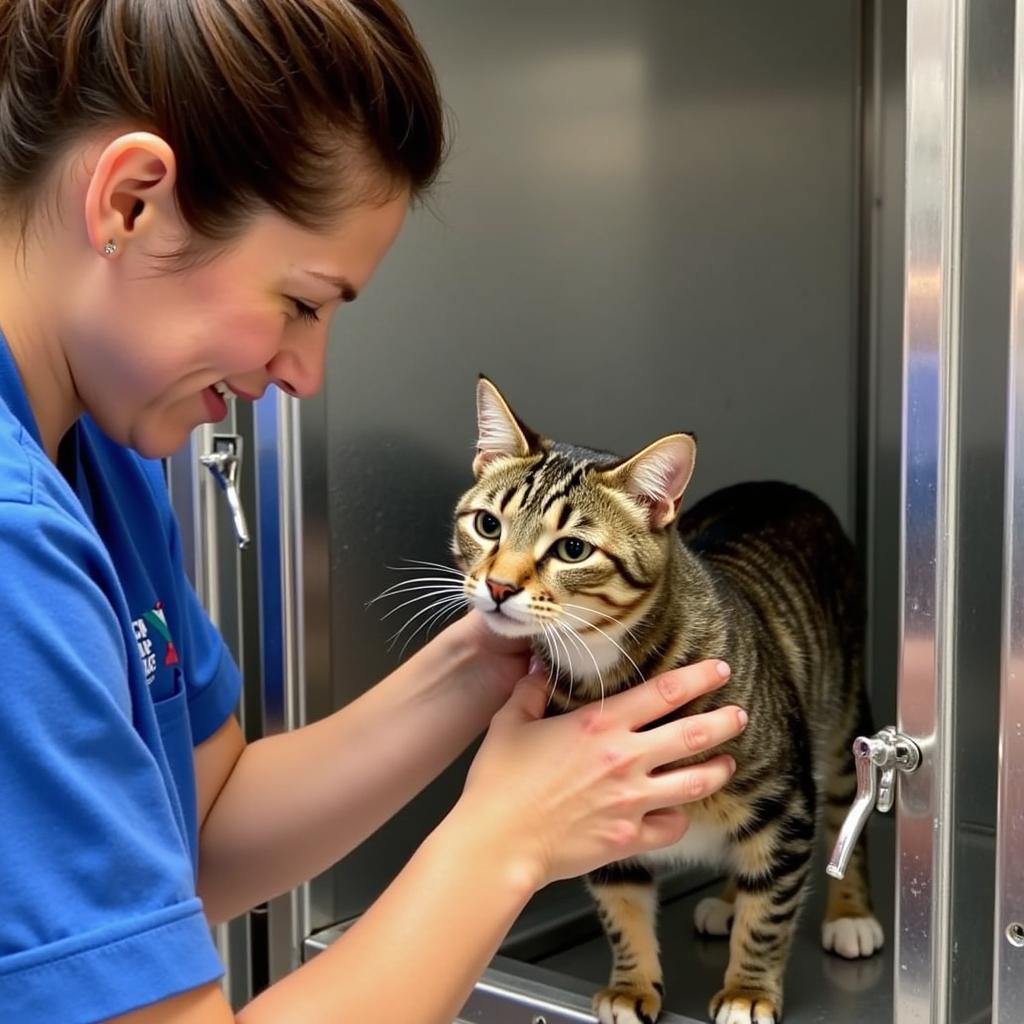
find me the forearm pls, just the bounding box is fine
[197,618,506,923]
[236,809,535,1024]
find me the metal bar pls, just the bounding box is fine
[303,937,697,1024]
[168,418,256,1008]
[993,1,1024,1016]
[858,0,883,698]
[254,389,310,980]
[897,0,967,1021]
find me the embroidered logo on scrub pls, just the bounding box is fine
[131,601,179,685]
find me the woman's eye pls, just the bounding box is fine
[475,511,502,540]
[555,537,593,563]
[289,298,321,323]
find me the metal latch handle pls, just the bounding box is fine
[200,434,251,550]
[826,726,921,880]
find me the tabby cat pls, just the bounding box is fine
[451,377,882,1024]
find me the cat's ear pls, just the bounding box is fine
[604,433,696,528]
[473,376,541,477]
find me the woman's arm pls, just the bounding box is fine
[195,613,529,924]
[121,659,745,1024]
[119,813,532,1024]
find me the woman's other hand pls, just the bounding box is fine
[451,659,745,891]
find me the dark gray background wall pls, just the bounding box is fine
[304,0,864,930]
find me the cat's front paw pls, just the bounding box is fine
[694,896,735,937]
[593,980,663,1024]
[709,988,780,1024]
[822,914,884,959]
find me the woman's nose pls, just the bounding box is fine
[265,333,328,399]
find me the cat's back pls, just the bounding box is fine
[679,481,844,552]
[678,481,862,649]
[680,481,854,578]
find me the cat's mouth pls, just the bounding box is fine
[476,600,540,638]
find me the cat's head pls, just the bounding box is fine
[452,376,696,659]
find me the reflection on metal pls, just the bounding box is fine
[200,434,251,549]
[254,388,310,980]
[827,728,921,880]
[899,0,967,1021]
[303,934,696,1024]
[168,419,254,1007]
[994,3,1024,1017]
[460,979,597,1024]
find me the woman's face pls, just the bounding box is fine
[66,189,408,458]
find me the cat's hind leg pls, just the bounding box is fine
[588,861,663,1024]
[695,877,737,937]
[821,688,884,959]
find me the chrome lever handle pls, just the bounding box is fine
[826,726,921,880]
[200,434,251,550]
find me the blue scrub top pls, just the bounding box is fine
[0,330,241,1022]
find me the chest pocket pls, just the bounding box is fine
[150,667,199,874]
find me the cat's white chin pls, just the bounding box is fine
[478,611,540,638]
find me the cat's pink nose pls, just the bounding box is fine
[486,579,521,605]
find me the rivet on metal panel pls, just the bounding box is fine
[1006,923,1024,948]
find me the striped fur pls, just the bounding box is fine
[452,379,881,1024]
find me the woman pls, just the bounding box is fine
[0,2,747,1022]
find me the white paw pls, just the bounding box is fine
[694,896,734,936]
[713,995,777,1024]
[595,1002,645,1024]
[822,915,884,959]
[593,984,661,1024]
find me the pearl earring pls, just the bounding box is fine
[103,239,118,256]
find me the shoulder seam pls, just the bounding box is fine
[0,422,38,506]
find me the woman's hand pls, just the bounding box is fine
[431,610,532,711]
[449,659,745,891]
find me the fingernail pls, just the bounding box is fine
[716,660,731,680]
[528,656,544,676]
[727,756,737,774]
[737,708,748,729]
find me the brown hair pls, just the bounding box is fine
[0,0,446,250]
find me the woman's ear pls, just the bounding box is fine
[83,132,180,257]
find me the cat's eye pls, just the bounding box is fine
[475,511,502,540]
[554,537,593,563]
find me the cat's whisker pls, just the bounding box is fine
[532,607,569,692]
[370,589,461,616]
[372,578,466,600]
[538,623,559,706]
[559,607,646,688]
[386,594,468,650]
[562,602,642,645]
[548,621,575,706]
[543,619,572,703]
[376,585,464,614]
[386,591,466,636]
[394,558,468,577]
[397,597,467,659]
[556,619,603,713]
[368,576,466,607]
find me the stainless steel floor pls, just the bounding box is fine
[312,815,996,1023]
[510,820,897,1024]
